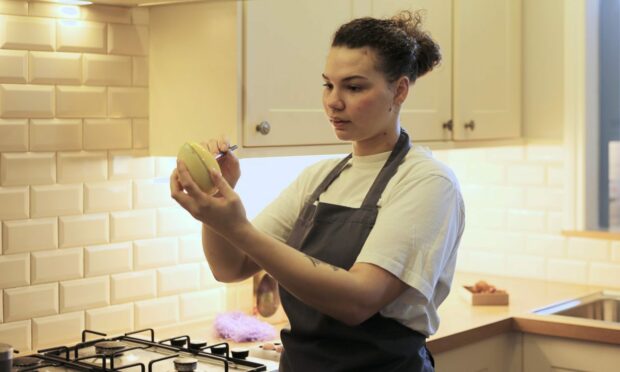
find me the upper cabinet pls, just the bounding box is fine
[242,0,522,151]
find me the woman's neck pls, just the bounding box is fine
[352,125,401,156]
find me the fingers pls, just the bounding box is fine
[209,167,235,198]
[170,168,197,212]
[202,137,231,155]
[176,160,205,199]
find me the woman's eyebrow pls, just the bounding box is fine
[322,73,368,82]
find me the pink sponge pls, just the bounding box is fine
[214,312,277,342]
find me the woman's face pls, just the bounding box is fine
[322,47,406,155]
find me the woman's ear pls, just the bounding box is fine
[393,76,410,106]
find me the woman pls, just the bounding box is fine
[171,10,465,372]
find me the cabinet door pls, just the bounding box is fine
[369,0,452,142]
[453,0,521,140]
[523,334,620,372]
[243,0,367,147]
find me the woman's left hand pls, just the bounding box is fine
[171,159,249,237]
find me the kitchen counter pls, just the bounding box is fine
[158,272,620,354]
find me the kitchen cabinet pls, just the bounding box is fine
[433,332,522,372]
[523,334,620,372]
[242,0,521,150]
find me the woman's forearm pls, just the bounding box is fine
[202,224,260,282]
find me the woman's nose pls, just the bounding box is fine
[325,89,344,111]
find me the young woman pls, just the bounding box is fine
[171,10,465,372]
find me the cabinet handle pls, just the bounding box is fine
[442,120,453,131]
[256,121,271,135]
[464,120,476,131]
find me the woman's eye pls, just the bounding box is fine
[348,85,362,92]
[323,83,333,89]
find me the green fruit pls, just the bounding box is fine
[177,142,221,195]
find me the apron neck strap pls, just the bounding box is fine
[307,153,352,203]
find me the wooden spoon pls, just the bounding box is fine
[256,273,280,317]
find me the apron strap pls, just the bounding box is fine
[307,154,352,203]
[361,129,411,208]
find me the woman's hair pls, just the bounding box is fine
[331,10,441,84]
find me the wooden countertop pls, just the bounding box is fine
[159,272,620,354]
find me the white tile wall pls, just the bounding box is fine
[200,263,220,290]
[32,311,84,350]
[0,49,27,83]
[180,289,226,321]
[589,262,620,287]
[157,263,200,296]
[27,2,82,19]
[134,296,178,329]
[0,253,29,289]
[2,218,57,254]
[108,87,148,118]
[57,151,107,183]
[56,86,107,118]
[31,184,82,217]
[179,234,204,263]
[1,152,55,186]
[31,247,83,284]
[107,24,148,56]
[109,150,154,179]
[84,181,132,213]
[83,53,131,86]
[0,84,54,118]
[132,119,149,149]
[0,16,55,51]
[30,119,83,151]
[0,119,28,151]
[157,207,201,237]
[133,57,148,87]
[4,283,58,321]
[134,179,175,209]
[0,186,28,220]
[85,242,132,276]
[84,118,132,149]
[29,51,81,84]
[0,1,27,16]
[60,276,109,312]
[82,4,131,24]
[0,320,31,352]
[86,303,133,336]
[567,237,610,261]
[133,237,178,270]
[110,209,156,242]
[111,270,156,304]
[59,213,109,248]
[56,19,105,53]
[612,242,620,262]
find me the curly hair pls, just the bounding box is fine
[331,10,441,84]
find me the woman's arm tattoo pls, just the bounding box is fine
[305,254,340,271]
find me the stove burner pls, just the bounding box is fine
[94,341,126,357]
[173,357,198,372]
[13,357,43,367]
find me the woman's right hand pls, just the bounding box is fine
[202,137,241,189]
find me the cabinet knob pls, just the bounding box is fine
[464,120,476,131]
[256,121,271,135]
[442,120,453,131]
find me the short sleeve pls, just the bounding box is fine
[356,174,465,300]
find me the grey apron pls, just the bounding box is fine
[278,129,434,372]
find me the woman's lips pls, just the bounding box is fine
[330,118,351,127]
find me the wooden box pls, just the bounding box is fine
[460,285,509,306]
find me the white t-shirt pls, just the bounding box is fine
[252,146,465,336]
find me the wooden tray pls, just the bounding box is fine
[460,285,509,306]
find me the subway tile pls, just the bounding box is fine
[525,234,566,257]
[466,163,505,185]
[132,57,148,87]
[134,179,174,209]
[506,164,545,186]
[108,24,148,56]
[180,289,226,321]
[131,7,149,25]
[0,50,27,83]
[485,146,525,162]
[110,209,156,242]
[133,119,148,149]
[504,254,546,279]
[0,253,29,289]
[133,237,178,270]
[109,150,154,179]
[30,119,82,151]
[57,19,105,53]
[28,2,82,18]
[0,1,28,16]
[157,263,200,296]
[0,186,28,220]
[1,290,2,322]
[1,152,55,186]
[0,15,55,51]
[546,212,564,234]
[467,250,506,276]
[506,209,546,232]
[0,84,54,118]
[547,258,588,284]
[526,145,565,163]
[526,187,564,211]
[157,207,201,237]
[59,214,108,248]
[60,276,109,312]
[32,311,83,350]
[31,247,83,284]
[3,283,58,322]
[200,263,220,290]
[83,54,131,86]
[547,165,565,187]
[589,262,620,288]
[0,119,27,151]
[31,184,83,218]
[226,280,252,313]
[567,237,610,261]
[179,234,204,263]
[85,242,132,277]
[29,51,81,84]
[464,207,505,229]
[612,241,620,263]
[56,86,107,118]
[2,218,57,254]
[84,119,132,150]
[0,320,31,352]
[82,4,131,24]
[108,87,148,118]
[84,181,131,213]
[134,296,178,329]
[57,151,107,183]
[86,303,133,336]
[111,270,156,304]
[155,157,176,178]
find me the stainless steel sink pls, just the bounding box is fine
[533,290,620,323]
